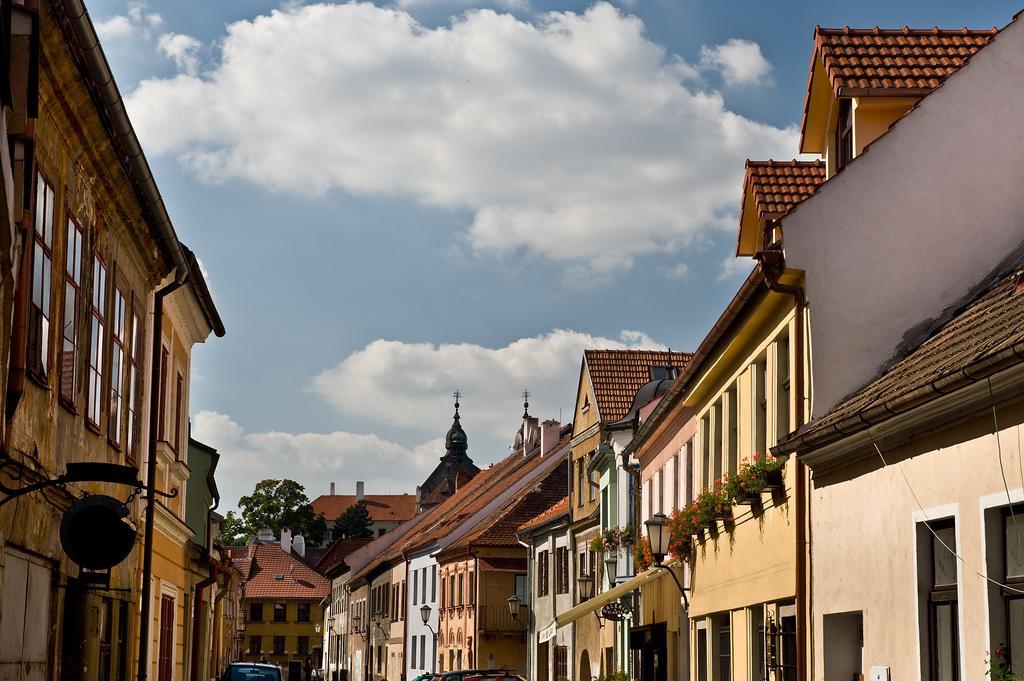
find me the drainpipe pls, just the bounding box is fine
[137,276,187,681]
[4,216,31,430]
[757,251,808,681]
[191,558,222,681]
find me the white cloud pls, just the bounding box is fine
[192,410,440,509]
[718,254,754,282]
[157,33,202,75]
[700,38,773,87]
[394,0,528,9]
[125,2,797,273]
[96,4,163,42]
[660,262,691,280]
[308,328,666,443]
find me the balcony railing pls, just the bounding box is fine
[477,605,527,633]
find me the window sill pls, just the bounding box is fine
[59,396,78,415]
[107,437,123,452]
[26,370,51,391]
[85,420,103,436]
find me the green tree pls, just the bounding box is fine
[333,499,374,539]
[229,479,327,545]
[218,510,249,547]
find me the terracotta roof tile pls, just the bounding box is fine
[449,441,570,548]
[518,496,569,532]
[351,429,575,580]
[742,160,826,221]
[315,538,374,575]
[311,494,417,522]
[792,262,1024,444]
[584,350,693,422]
[815,26,997,93]
[242,543,330,600]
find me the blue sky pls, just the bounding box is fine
[86,0,1016,509]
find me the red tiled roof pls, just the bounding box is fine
[811,26,995,93]
[448,437,570,549]
[350,427,574,581]
[240,543,330,600]
[517,496,569,533]
[742,160,826,221]
[315,538,374,575]
[814,26,997,93]
[311,494,417,522]
[584,350,693,422]
[782,262,1024,450]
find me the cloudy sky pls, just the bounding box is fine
[88,0,1013,509]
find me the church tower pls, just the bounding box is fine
[416,392,481,513]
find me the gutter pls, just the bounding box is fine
[60,0,188,284]
[773,339,1024,457]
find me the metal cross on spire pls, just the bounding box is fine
[522,389,531,418]
[453,389,461,413]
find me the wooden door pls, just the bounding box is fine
[158,596,175,681]
[0,549,52,681]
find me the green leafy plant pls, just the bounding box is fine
[988,646,1020,681]
[696,484,732,522]
[589,536,605,554]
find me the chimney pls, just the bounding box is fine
[257,528,274,542]
[292,535,306,558]
[541,420,561,456]
[356,481,365,502]
[281,528,292,554]
[330,481,335,496]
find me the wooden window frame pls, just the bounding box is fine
[272,636,285,656]
[59,214,84,404]
[273,602,286,623]
[836,98,854,171]
[28,170,55,380]
[158,346,169,441]
[174,370,184,455]
[86,254,107,428]
[125,302,142,464]
[108,285,127,446]
[926,520,959,681]
[297,602,310,623]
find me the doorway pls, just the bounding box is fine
[629,623,667,681]
[289,660,302,681]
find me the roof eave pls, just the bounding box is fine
[775,341,1024,465]
[622,267,766,461]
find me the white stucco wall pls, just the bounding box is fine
[811,401,1024,681]
[406,550,439,677]
[782,16,1024,417]
[530,528,573,681]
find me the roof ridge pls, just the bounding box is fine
[816,26,998,36]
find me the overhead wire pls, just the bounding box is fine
[989,377,1024,569]
[867,430,1024,595]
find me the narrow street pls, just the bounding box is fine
[0,3,1022,681]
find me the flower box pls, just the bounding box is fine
[733,490,762,506]
[762,468,785,491]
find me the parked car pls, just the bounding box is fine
[410,674,439,681]
[222,663,284,681]
[461,672,525,681]
[439,671,524,681]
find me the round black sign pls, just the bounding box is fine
[60,495,137,570]
[601,602,631,622]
